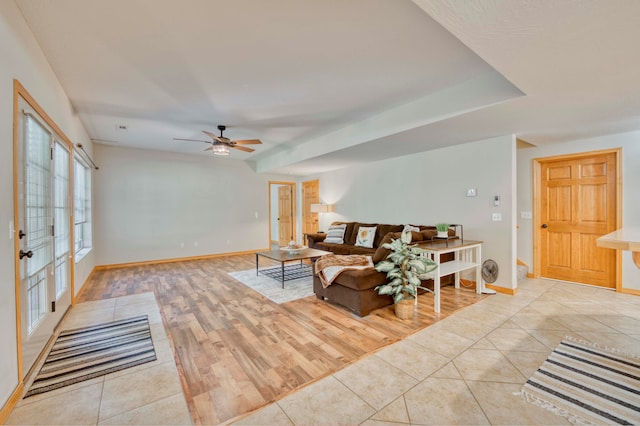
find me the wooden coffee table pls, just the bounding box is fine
[256,248,332,288]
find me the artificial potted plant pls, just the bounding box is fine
[374,231,437,319]
[435,223,450,238]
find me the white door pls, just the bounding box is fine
[18,111,72,376]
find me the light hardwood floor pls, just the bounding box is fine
[76,254,485,424]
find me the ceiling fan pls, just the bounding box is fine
[174,125,262,156]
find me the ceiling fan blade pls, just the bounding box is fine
[202,130,223,142]
[204,147,213,151]
[232,145,254,153]
[233,139,262,145]
[174,138,211,143]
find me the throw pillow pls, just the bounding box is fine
[403,224,420,233]
[355,226,377,248]
[324,224,347,244]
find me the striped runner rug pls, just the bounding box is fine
[25,315,156,398]
[521,336,640,425]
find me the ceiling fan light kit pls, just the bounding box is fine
[212,144,230,156]
[173,124,262,156]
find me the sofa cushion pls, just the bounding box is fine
[324,224,347,244]
[408,230,425,243]
[348,246,376,256]
[327,268,387,291]
[354,226,376,248]
[374,224,403,247]
[316,242,352,255]
[421,229,437,240]
[372,232,400,263]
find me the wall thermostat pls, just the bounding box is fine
[494,195,501,206]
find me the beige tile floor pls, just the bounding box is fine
[235,278,640,425]
[6,292,192,426]
[7,278,640,425]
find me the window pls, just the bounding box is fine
[74,156,92,260]
[54,141,70,298]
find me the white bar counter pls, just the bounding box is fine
[597,227,640,268]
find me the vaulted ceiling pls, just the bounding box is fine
[15,0,640,175]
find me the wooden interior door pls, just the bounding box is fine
[538,151,617,288]
[278,185,293,246]
[302,180,320,235]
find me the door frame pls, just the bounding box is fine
[13,79,77,380]
[268,181,297,248]
[532,148,622,290]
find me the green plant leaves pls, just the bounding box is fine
[374,261,395,272]
[435,223,450,232]
[375,284,395,295]
[374,235,439,303]
[408,259,427,272]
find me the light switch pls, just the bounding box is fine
[492,213,502,222]
[521,211,533,219]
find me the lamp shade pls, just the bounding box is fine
[310,203,332,213]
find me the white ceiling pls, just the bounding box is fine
[15,0,640,175]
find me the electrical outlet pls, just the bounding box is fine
[521,211,533,219]
[492,213,502,222]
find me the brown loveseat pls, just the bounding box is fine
[307,222,454,316]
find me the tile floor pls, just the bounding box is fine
[6,292,192,425]
[234,278,640,425]
[6,278,640,425]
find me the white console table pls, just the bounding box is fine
[416,239,483,313]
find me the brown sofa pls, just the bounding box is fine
[307,222,454,316]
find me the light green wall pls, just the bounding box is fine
[93,144,290,265]
[305,135,518,290]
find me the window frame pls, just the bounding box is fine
[73,155,92,262]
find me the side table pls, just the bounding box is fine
[416,239,483,313]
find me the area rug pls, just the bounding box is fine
[229,266,314,304]
[25,315,156,398]
[521,336,640,425]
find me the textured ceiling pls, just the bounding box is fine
[14,0,640,175]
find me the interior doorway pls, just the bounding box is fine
[301,180,320,235]
[269,181,296,248]
[533,149,620,288]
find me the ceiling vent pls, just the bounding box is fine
[115,124,128,132]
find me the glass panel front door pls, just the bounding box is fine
[18,111,72,376]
